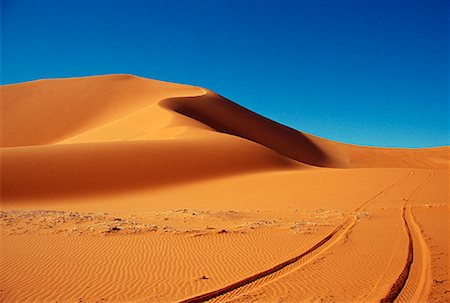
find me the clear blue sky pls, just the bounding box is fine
[1,0,448,147]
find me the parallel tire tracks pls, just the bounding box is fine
[177,171,414,303]
[380,171,434,303]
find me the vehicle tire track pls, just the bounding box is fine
[177,171,414,303]
[380,171,434,303]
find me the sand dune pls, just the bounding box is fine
[1,74,448,302]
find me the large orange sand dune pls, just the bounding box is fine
[0,74,448,302]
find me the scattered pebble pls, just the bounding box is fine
[0,210,158,236]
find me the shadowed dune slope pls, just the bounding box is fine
[1,74,448,201]
[161,90,449,169]
[161,92,342,167]
[1,138,296,200]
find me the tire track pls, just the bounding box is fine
[380,206,413,303]
[177,171,414,303]
[380,171,434,303]
[179,220,351,303]
[354,170,414,212]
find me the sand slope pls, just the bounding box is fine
[1,75,448,302]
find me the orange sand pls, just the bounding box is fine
[0,74,448,302]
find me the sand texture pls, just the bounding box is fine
[1,74,448,302]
